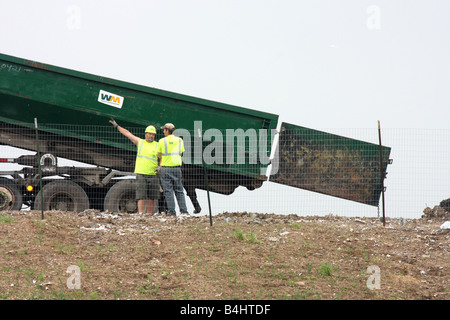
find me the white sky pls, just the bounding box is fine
[1,0,449,217]
[2,0,449,129]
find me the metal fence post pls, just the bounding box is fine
[197,128,213,226]
[378,121,386,226]
[34,118,44,220]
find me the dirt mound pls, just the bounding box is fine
[0,210,448,301]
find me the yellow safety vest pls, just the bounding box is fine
[157,135,184,167]
[134,140,158,175]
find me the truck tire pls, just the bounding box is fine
[34,180,89,212]
[0,177,23,211]
[104,180,137,213]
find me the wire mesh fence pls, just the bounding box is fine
[0,122,448,219]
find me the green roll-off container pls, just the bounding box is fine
[0,53,279,212]
[0,53,391,213]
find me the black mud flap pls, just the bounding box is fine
[269,122,391,206]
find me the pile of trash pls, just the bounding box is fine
[422,198,450,233]
[440,198,450,212]
[422,198,450,221]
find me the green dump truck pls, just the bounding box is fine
[0,53,391,213]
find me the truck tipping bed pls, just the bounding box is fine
[1,53,391,212]
[0,53,278,189]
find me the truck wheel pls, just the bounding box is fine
[0,177,23,211]
[34,180,89,212]
[104,180,137,213]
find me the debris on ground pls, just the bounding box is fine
[0,209,448,300]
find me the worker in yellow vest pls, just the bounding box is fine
[109,119,159,214]
[157,123,189,216]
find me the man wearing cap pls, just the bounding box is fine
[109,118,159,214]
[157,123,189,216]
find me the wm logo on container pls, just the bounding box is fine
[98,90,124,108]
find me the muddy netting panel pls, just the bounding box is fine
[270,122,391,206]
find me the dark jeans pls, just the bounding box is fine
[159,166,188,215]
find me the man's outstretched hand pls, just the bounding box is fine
[109,118,119,128]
